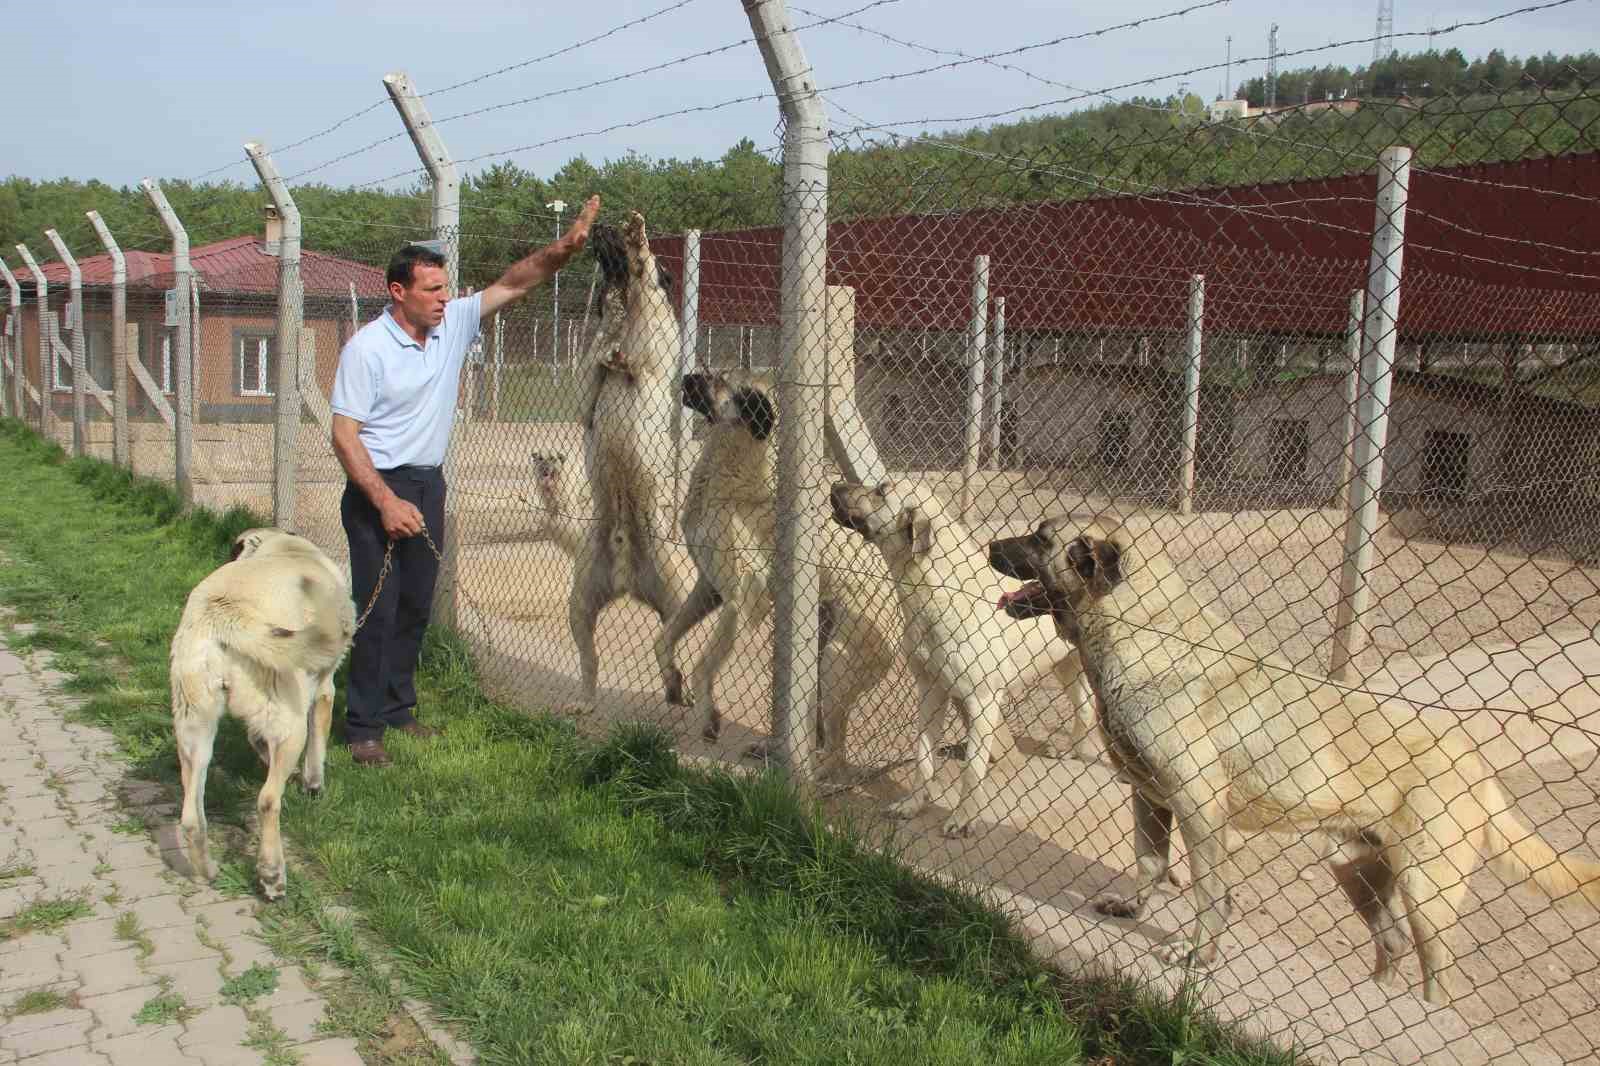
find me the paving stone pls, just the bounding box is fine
[83,984,178,1042]
[216,936,276,975]
[73,950,159,999]
[129,893,191,931]
[60,916,132,958]
[22,1049,109,1066]
[90,1028,186,1066]
[176,1002,252,1049]
[5,793,64,822]
[140,924,219,968]
[268,996,328,1044]
[185,900,261,942]
[97,840,163,871]
[0,1005,91,1037]
[26,836,91,872]
[404,998,478,1066]
[146,957,224,1007]
[178,1042,268,1066]
[3,1019,91,1057]
[293,1037,364,1065]
[252,965,315,1010]
[104,864,182,903]
[0,944,67,992]
[0,882,46,917]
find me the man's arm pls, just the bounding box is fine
[331,414,424,539]
[479,195,601,320]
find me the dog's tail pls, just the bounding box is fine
[1475,775,1600,908]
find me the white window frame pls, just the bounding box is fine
[237,334,274,397]
[51,335,70,392]
[84,327,113,390]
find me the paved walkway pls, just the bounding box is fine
[0,625,365,1066]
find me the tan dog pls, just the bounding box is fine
[567,212,694,706]
[653,371,900,776]
[986,517,1600,1004]
[170,528,354,900]
[829,480,1093,837]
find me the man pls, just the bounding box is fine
[330,194,600,766]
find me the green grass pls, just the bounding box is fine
[1,895,93,938]
[6,987,68,1017]
[0,862,35,882]
[115,912,154,958]
[221,963,279,1006]
[134,988,195,1026]
[0,417,1301,1066]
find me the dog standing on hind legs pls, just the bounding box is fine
[987,516,1600,1004]
[567,211,693,709]
[169,528,355,900]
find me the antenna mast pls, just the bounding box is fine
[1372,0,1395,68]
[1265,23,1279,109]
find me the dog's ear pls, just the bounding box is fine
[1091,537,1125,592]
[1065,535,1095,583]
[907,506,934,556]
[229,536,248,562]
[733,387,777,442]
[655,261,674,296]
[681,372,718,419]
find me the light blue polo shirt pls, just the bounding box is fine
[331,292,483,470]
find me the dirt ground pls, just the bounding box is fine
[72,418,1600,1065]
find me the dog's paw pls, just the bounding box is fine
[886,795,928,821]
[1154,939,1217,968]
[701,714,723,742]
[1092,892,1143,920]
[258,867,287,902]
[941,813,980,839]
[663,668,692,707]
[742,742,774,764]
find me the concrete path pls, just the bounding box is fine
[0,626,368,1066]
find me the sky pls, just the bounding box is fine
[0,0,1591,195]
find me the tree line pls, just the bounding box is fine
[1,47,1594,288]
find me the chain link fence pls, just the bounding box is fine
[6,9,1600,1061]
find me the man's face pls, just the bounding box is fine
[390,262,449,331]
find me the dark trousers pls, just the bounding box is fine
[341,466,446,744]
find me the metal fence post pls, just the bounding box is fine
[959,254,990,520]
[16,244,51,441]
[44,230,87,457]
[1336,289,1365,501]
[673,228,701,529]
[246,142,304,530]
[1178,274,1205,515]
[1330,147,1412,683]
[142,179,194,508]
[987,295,1006,467]
[746,0,828,781]
[384,71,463,628]
[87,212,130,469]
[0,256,17,419]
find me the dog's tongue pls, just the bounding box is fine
[996,581,1045,611]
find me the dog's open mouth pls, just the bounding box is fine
[996,581,1053,619]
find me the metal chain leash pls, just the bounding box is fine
[352,521,452,634]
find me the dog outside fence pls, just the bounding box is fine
[8,48,1600,1066]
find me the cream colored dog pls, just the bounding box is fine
[986,516,1600,1004]
[170,528,354,900]
[829,480,1093,837]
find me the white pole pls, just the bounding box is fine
[384,71,462,628]
[1178,274,1205,515]
[0,256,18,420]
[674,229,700,530]
[987,295,1006,466]
[87,213,130,469]
[16,244,50,440]
[1330,147,1412,683]
[547,199,565,364]
[491,310,503,420]
[746,0,827,780]
[245,142,304,529]
[1337,289,1365,501]
[141,179,194,507]
[959,254,990,520]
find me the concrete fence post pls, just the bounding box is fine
[745,0,828,781]
[44,230,87,457]
[1330,147,1412,683]
[245,142,305,529]
[16,244,51,440]
[141,179,194,507]
[987,295,1006,467]
[1337,289,1365,501]
[384,71,463,628]
[673,228,701,530]
[0,256,18,419]
[959,254,991,520]
[87,212,130,469]
[1178,273,1205,515]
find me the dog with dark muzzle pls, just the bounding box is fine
[987,516,1600,1004]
